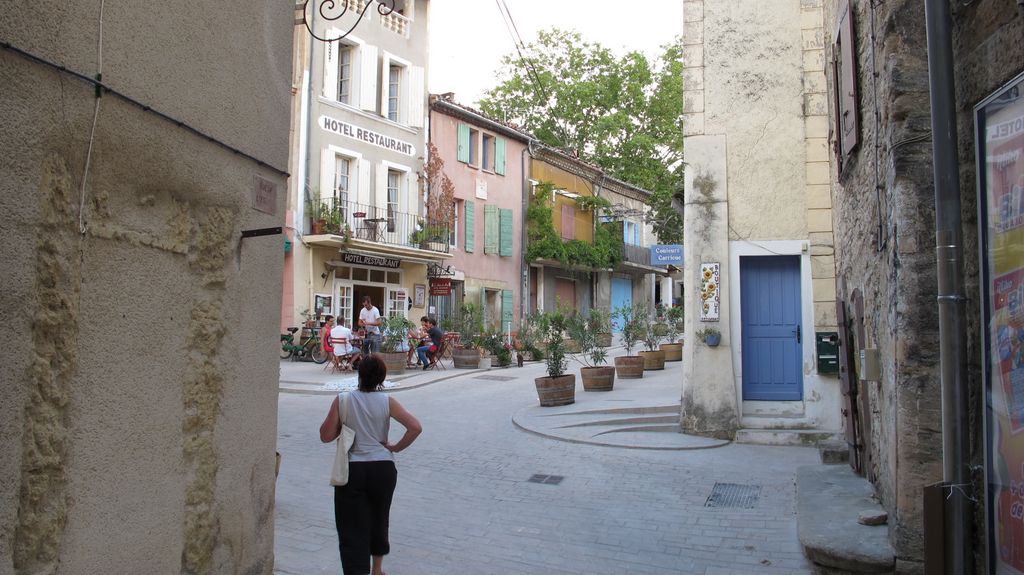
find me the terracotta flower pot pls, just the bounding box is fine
[614,355,645,379]
[639,350,666,370]
[580,366,615,391]
[660,342,683,362]
[534,374,576,406]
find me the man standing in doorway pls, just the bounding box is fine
[358,295,382,354]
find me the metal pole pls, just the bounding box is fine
[923,0,973,573]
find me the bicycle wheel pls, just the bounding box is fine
[309,342,329,364]
[280,343,293,360]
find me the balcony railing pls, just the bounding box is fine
[623,243,651,267]
[379,10,409,37]
[308,196,450,254]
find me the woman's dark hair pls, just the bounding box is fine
[357,354,387,391]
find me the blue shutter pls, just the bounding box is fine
[499,208,513,256]
[464,201,475,252]
[495,137,507,175]
[501,289,513,326]
[484,205,499,254]
[457,124,470,163]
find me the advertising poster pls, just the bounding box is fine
[979,72,1024,574]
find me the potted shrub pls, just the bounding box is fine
[652,304,669,337]
[378,315,414,374]
[534,311,575,406]
[307,198,328,235]
[478,331,511,368]
[660,306,684,362]
[613,304,645,379]
[637,304,666,370]
[516,312,545,361]
[568,313,614,391]
[696,326,722,347]
[450,303,484,368]
[589,308,613,348]
[668,303,685,332]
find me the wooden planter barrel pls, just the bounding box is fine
[534,374,576,406]
[580,366,615,392]
[639,350,666,370]
[596,332,613,348]
[660,342,683,362]
[452,347,479,368]
[614,355,645,379]
[379,351,406,375]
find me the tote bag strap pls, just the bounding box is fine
[338,392,351,426]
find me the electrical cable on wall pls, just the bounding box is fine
[78,0,104,235]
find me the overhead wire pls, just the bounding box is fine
[492,0,570,148]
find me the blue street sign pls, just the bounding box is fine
[651,244,683,265]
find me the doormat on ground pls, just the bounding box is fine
[705,483,761,508]
[322,377,400,391]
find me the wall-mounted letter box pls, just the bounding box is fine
[815,331,840,375]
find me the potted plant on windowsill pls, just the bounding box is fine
[696,326,722,347]
[660,306,684,362]
[534,311,575,406]
[638,304,666,370]
[568,313,614,391]
[613,304,645,379]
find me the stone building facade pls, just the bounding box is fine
[1,2,292,574]
[821,0,1024,570]
[681,0,842,442]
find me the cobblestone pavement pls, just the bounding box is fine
[274,363,818,574]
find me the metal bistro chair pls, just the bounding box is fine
[441,332,459,360]
[426,338,448,371]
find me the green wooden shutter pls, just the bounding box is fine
[501,289,513,326]
[457,124,471,163]
[464,201,475,252]
[495,137,507,175]
[499,208,513,256]
[484,204,499,254]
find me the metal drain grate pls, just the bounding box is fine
[527,474,564,485]
[474,375,517,381]
[705,482,761,508]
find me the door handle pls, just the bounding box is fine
[796,324,801,344]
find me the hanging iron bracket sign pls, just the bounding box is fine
[302,0,396,43]
[426,263,455,278]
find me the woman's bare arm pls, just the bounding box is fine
[319,396,341,443]
[385,397,422,453]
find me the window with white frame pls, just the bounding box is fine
[387,169,401,232]
[335,156,351,222]
[337,45,354,104]
[388,64,402,122]
[482,133,495,171]
[450,200,461,246]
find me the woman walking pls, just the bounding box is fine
[319,354,422,575]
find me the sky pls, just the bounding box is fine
[427,1,686,107]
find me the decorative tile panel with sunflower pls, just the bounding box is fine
[700,263,720,321]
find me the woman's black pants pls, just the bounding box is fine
[334,460,398,574]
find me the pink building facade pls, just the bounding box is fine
[428,96,529,332]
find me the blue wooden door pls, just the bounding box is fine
[741,256,803,400]
[611,277,633,332]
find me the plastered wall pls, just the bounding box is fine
[1,2,292,573]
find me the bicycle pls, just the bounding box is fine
[280,326,329,363]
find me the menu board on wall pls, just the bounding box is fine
[977,71,1024,575]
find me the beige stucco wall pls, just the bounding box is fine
[682,0,840,436]
[1,2,292,573]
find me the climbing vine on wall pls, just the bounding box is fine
[525,181,623,269]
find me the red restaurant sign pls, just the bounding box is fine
[429,278,451,295]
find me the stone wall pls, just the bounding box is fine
[823,0,1022,569]
[0,2,292,573]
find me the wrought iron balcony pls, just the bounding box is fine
[308,196,450,254]
[623,243,650,266]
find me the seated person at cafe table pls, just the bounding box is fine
[416,316,444,370]
[406,323,425,368]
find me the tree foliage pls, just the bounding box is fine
[479,28,684,244]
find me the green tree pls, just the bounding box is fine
[479,28,684,244]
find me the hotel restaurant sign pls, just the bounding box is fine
[319,115,416,157]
